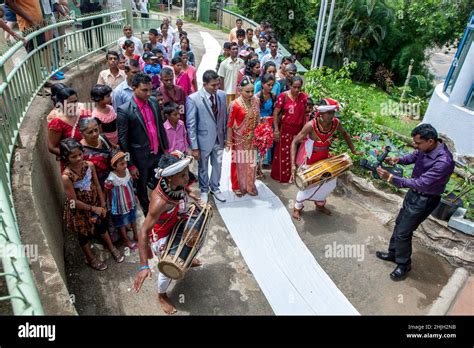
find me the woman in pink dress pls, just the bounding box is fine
[171,56,192,97]
[226,76,259,197]
[271,76,308,183]
[178,51,197,93]
[90,84,118,144]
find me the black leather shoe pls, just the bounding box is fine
[376,251,396,263]
[390,265,411,281]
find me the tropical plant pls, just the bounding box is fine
[246,0,312,44]
[374,65,394,92]
[289,33,312,58]
[329,0,394,68]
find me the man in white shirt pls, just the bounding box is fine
[260,39,283,69]
[97,50,126,90]
[117,24,144,56]
[175,18,184,41]
[218,42,245,104]
[159,17,175,38]
[138,0,148,18]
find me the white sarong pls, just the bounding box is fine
[294,178,337,210]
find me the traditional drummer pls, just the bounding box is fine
[133,150,204,315]
[290,98,363,220]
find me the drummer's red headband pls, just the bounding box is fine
[316,98,340,117]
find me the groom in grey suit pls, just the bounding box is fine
[186,70,228,203]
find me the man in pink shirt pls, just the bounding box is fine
[117,73,169,216]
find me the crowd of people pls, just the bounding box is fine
[38,15,456,314]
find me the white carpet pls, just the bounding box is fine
[196,32,221,89]
[213,151,359,315]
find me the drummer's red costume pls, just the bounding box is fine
[149,174,197,294]
[294,100,340,211]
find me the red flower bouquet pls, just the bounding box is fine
[254,123,274,157]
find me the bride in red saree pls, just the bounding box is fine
[225,76,260,197]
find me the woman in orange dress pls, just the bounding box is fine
[226,76,259,197]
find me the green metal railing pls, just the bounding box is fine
[132,12,172,37]
[0,8,128,315]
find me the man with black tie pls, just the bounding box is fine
[117,73,168,216]
[186,70,228,203]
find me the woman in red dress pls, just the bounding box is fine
[271,76,308,183]
[123,40,140,64]
[48,87,90,161]
[226,76,259,197]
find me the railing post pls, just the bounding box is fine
[121,0,133,26]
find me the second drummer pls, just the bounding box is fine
[133,150,203,315]
[290,98,363,220]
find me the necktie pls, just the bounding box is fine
[210,94,218,119]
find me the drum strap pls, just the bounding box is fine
[312,146,330,152]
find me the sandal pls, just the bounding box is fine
[37,89,51,97]
[111,247,125,263]
[234,190,243,197]
[85,257,108,271]
[125,242,138,250]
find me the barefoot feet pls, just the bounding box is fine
[191,258,202,267]
[158,293,177,315]
[292,208,302,221]
[316,205,332,216]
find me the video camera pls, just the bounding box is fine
[359,146,403,180]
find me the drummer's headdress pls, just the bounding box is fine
[316,98,340,114]
[154,150,193,179]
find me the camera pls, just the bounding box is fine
[359,146,403,180]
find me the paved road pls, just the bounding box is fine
[65,13,456,316]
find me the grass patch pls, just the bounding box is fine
[345,82,420,138]
[373,114,419,138]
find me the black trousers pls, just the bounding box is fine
[388,190,441,266]
[80,11,105,50]
[135,154,161,217]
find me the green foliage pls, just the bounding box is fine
[227,5,246,16]
[326,0,396,72]
[289,33,312,56]
[390,42,426,81]
[248,0,311,44]
[374,65,394,92]
[397,0,474,48]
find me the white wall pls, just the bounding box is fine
[424,84,474,156]
[424,41,474,156]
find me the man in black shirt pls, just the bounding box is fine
[72,0,106,51]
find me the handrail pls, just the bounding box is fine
[0,8,127,315]
[215,6,307,73]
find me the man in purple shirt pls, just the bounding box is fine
[375,124,454,280]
